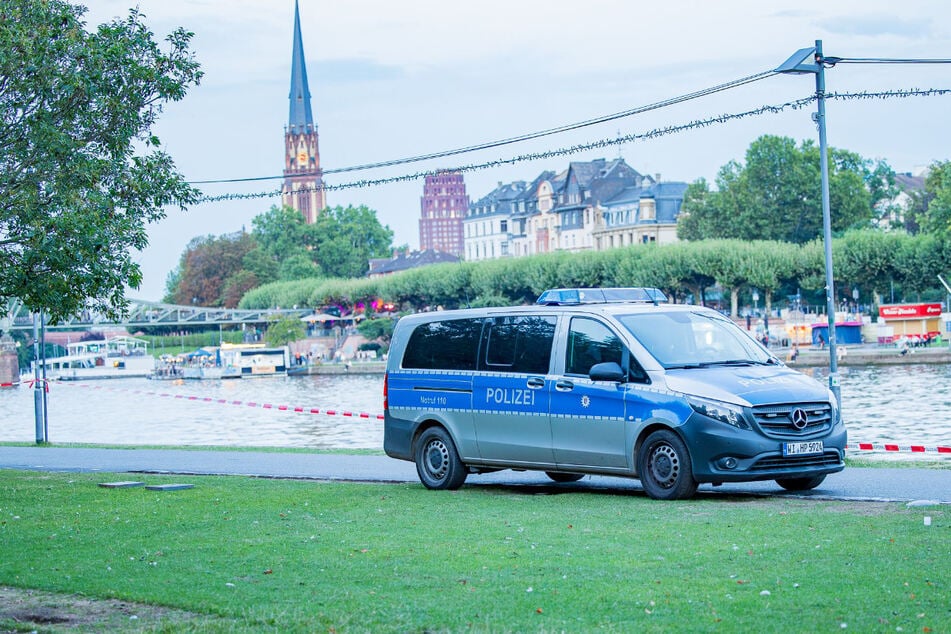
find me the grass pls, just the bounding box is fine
[0,471,947,632]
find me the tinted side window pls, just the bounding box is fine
[566,317,623,375]
[566,317,649,383]
[402,318,483,370]
[482,315,556,374]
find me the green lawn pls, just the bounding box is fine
[0,471,947,632]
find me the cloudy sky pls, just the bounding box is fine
[80,1,951,301]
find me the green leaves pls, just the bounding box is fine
[0,0,201,322]
[313,205,394,279]
[675,135,881,245]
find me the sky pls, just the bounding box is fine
[79,1,951,301]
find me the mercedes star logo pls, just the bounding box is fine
[790,408,809,430]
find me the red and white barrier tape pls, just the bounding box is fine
[17,382,951,452]
[0,382,16,388]
[845,442,950,454]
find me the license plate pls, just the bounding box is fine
[783,441,824,456]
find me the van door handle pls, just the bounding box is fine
[555,379,574,392]
[526,377,545,389]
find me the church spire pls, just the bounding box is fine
[288,0,314,133]
[282,0,325,222]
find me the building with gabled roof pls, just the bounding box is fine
[281,0,326,223]
[464,180,528,261]
[463,158,687,260]
[593,180,688,249]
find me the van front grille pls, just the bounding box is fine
[751,402,832,438]
[749,451,842,471]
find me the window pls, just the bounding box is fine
[402,319,483,370]
[565,317,647,382]
[481,316,556,374]
[500,219,508,233]
[619,310,768,369]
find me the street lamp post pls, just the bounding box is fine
[776,40,841,407]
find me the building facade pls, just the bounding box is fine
[281,0,326,223]
[464,158,685,260]
[464,181,526,261]
[592,181,688,249]
[419,171,469,256]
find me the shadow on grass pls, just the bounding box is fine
[463,478,793,503]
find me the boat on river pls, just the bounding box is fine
[149,344,290,380]
[33,336,154,381]
[218,343,289,378]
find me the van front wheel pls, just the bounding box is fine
[637,430,698,500]
[415,427,468,490]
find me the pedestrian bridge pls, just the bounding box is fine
[2,298,310,331]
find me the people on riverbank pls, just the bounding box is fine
[787,343,799,363]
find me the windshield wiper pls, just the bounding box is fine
[666,359,768,369]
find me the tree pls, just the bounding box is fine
[0,1,201,322]
[676,135,881,244]
[167,232,257,307]
[357,317,395,344]
[279,253,321,281]
[251,205,319,272]
[919,161,951,235]
[314,205,393,278]
[264,314,305,347]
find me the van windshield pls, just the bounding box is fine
[618,311,773,369]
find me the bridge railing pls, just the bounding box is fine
[3,299,311,331]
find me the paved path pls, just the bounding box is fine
[0,446,948,504]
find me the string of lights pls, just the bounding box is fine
[188,69,777,186]
[831,57,951,65]
[195,87,950,204]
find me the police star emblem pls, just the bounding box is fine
[581,395,591,408]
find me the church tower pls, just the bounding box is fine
[281,0,325,223]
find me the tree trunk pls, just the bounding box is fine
[731,288,739,318]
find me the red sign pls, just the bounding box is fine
[879,303,943,319]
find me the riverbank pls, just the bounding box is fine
[785,343,951,366]
[291,361,386,375]
[295,345,950,373]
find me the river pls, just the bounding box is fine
[0,365,949,450]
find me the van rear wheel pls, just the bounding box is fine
[637,430,698,500]
[775,475,826,491]
[415,427,467,490]
[545,471,584,483]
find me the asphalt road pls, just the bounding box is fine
[1,446,948,504]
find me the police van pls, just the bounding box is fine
[383,288,845,500]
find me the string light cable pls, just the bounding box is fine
[824,56,951,65]
[189,69,778,186]
[190,53,951,194]
[196,86,951,204]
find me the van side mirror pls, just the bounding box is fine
[589,361,625,382]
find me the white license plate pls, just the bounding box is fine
[783,441,824,456]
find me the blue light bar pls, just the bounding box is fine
[536,287,668,305]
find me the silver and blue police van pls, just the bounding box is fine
[383,288,845,500]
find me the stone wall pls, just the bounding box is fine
[0,336,18,385]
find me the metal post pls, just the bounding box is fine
[40,310,49,441]
[814,40,841,407]
[32,313,45,443]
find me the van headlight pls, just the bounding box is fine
[686,395,751,430]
